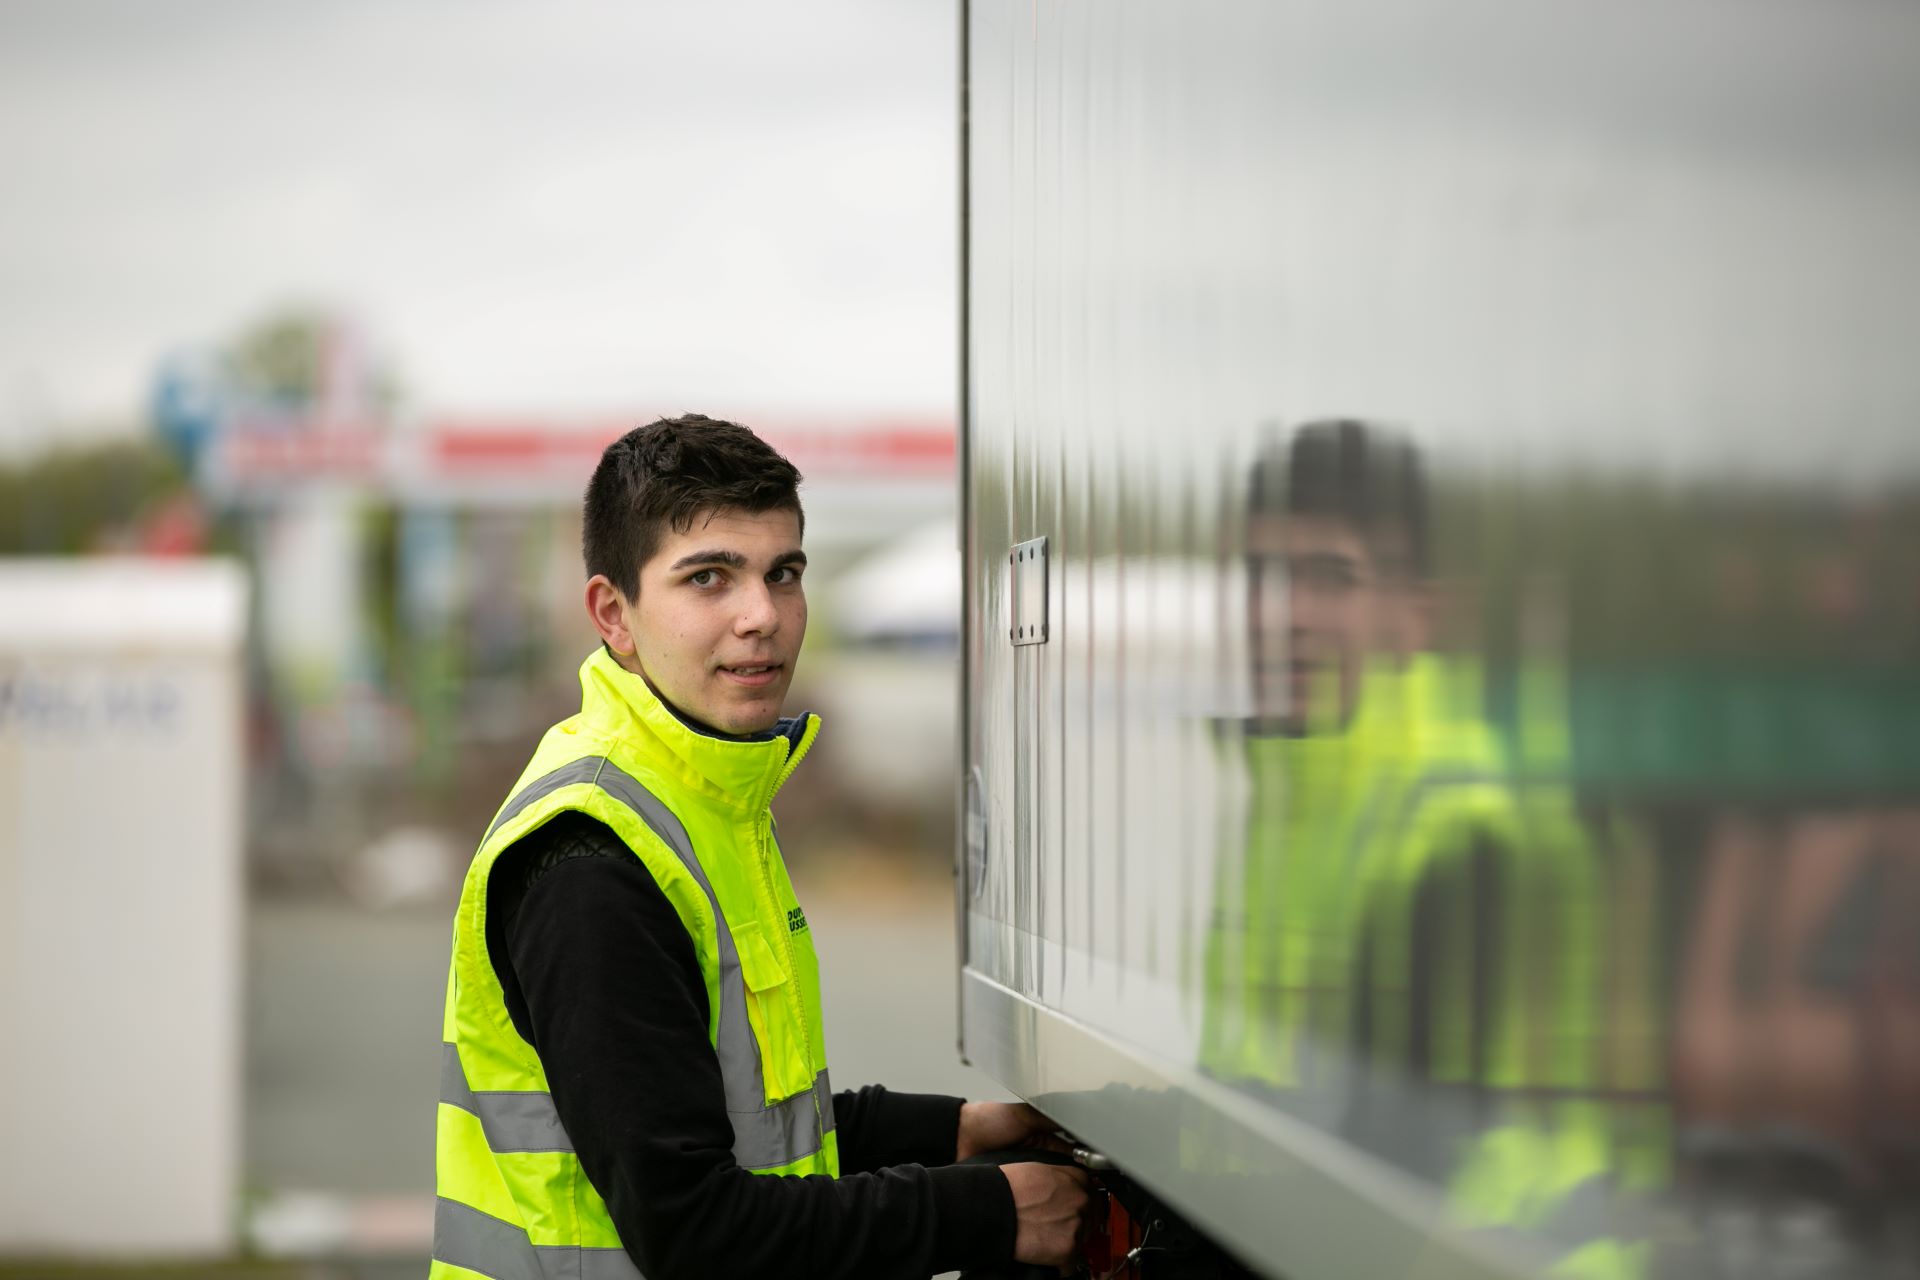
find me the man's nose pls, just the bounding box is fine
[1250,560,1289,630]
[1284,579,1320,632]
[735,582,780,635]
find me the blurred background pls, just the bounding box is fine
[0,2,988,1274]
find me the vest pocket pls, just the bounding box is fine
[731,918,810,1103]
[732,919,790,992]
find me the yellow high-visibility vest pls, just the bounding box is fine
[433,648,836,1280]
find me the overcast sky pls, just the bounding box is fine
[0,0,957,454]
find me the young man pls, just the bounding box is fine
[433,415,1093,1279]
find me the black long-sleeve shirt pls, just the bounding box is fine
[484,810,1015,1279]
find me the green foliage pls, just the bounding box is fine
[223,307,327,405]
[1428,472,1920,664]
[222,306,398,410]
[0,439,188,554]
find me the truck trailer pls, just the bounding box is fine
[956,3,1920,1276]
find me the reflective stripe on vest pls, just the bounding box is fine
[434,1197,646,1280]
[457,754,836,1171]
[439,1039,836,1168]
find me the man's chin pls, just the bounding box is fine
[709,685,793,737]
[648,682,785,738]
[722,710,783,736]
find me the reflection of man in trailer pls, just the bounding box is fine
[1199,420,1656,1278]
[1203,419,1503,1103]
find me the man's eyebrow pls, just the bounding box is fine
[668,549,748,571]
[665,548,808,572]
[1291,550,1364,577]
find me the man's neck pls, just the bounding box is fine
[604,641,779,744]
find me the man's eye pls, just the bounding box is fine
[1317,565,1358,588]
[1291,557,1360,591]
[689,569,718,587]
[769,566,802,585]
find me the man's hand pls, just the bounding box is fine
[956,1100,1071,1160]
[1002,1161,1097,1268]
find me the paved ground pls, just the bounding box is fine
[239,853,1006,1267]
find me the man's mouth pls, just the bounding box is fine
[719,662,784,688]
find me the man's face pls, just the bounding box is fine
[621,507,808,735]
[1249,513,1408,734]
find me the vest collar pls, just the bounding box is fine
[576,646,818,814]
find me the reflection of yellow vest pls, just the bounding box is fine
[1197,710,1362,1088]
[432,649,835,1279]
[1198,654,1662,1276]
[1199,655,1519,1089]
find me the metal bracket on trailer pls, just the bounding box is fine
[1010,536,1049,646]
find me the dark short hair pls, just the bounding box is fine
[1248,417,1430,580]
[583,414,804,598]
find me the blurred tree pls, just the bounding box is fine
[0,439,189,553]
[219,306,400,414]
[227,310,324,406]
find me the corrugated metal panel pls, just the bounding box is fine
[963,0,1920,1275]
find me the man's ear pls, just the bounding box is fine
[585,574,637,657]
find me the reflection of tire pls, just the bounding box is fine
[1685,1145,1765,1280]
[1764,1196,1856,1280]
[1684,1148,1871,1280]
[1886,1207,1920,1278]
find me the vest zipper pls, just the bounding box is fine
[763,718,826,1159]
[757,812,826,1158]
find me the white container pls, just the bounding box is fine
[0,559,247,1255]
